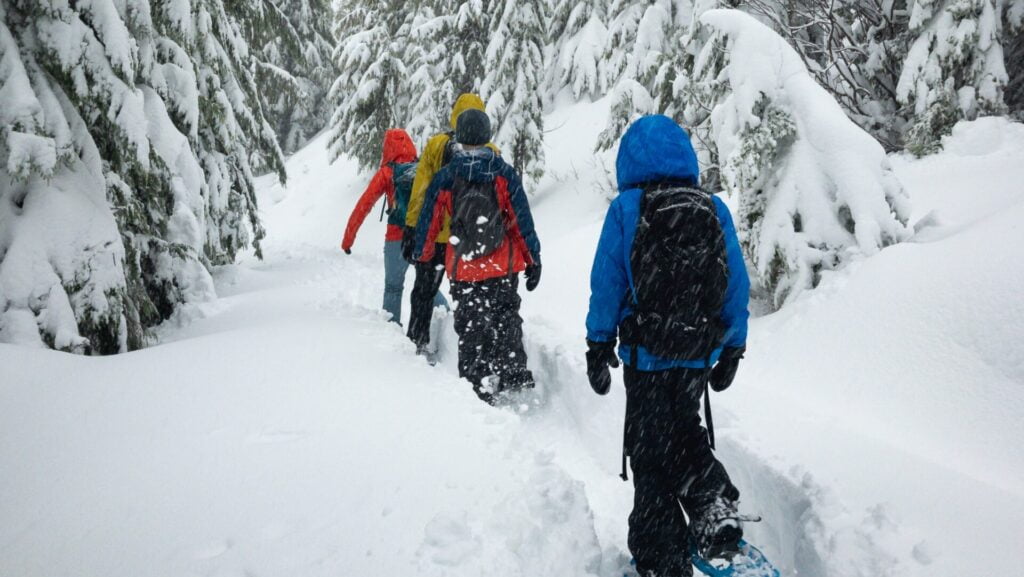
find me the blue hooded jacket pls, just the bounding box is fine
[585,115,750,371]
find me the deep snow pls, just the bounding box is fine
[2,108,1023,577]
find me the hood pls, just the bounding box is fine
[449,94,487,130]
[381,128,417,167]
[616,115,699,191]
[448,147,503,183]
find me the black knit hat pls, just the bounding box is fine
[455,109,491,146]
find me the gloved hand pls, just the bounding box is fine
[401,226,417,263]
[585,339,620,395]
[709,346,745,392]
[340,243,352,255]
[524,263,541,291]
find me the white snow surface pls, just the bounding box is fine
[2,108,1023,577]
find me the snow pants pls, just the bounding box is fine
[624,366,739,577]
[407,243,449,344]
[384,240,446,326]
[450,275,534,403]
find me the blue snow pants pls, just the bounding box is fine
[383,240,447,325]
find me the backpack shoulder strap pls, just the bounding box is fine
[442,132,457,167]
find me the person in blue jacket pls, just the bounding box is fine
[585,115,751,577]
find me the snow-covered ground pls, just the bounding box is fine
[2,107,1022,577]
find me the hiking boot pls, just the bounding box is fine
[690,495,744,560]
[415,342,438,366]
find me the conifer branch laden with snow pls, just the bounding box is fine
[0,0,286,354]
[483,0,548,182]
[547,0,608,101]
[682,9,912,308]
[250,0,337,155]
[898,0,1022,155]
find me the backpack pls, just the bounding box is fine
[620,185,728,361]
[450,176,506,261]
[386,161,418,227]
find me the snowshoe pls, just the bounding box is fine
[691,540,779,577]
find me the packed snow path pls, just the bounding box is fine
[0,238,837,577]
[3,112,1023,577]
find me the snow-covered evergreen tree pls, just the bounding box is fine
[547,0,609,101]
[404,0,495,145]
[450,0,490,95]
[898,0,1019,155]
[0,0,285,354]
[249,0,337,154]
[596,0,687,150]
[404,0,457,146]
[682,9,912,307]
[742,0,911,151]
[483,0,548,181]
[329,0,410,169]
[1007,6,1024,118]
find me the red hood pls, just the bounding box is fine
[381,129,417,166]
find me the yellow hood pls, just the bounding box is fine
[449,93,487,130]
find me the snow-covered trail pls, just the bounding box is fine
[3,110,1023,577]
[0,236,827,577]
[0,132,842,577]
[0,243,607,577]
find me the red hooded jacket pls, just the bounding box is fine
[341,129,418,251]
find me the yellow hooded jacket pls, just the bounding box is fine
[405,93,500,243]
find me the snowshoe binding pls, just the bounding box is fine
[690,495,744,560]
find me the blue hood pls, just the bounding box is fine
[616,115,700,191]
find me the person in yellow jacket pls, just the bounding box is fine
[401,93,500,354]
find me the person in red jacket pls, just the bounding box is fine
[341,129,447,324]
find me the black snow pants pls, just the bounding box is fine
[624,365,739,577]
[407,243,447,347]
[450,275,534,403]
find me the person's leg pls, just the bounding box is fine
[489,275,533,391]
[666,368,741,559]
[669,369,739,515]
[432,284,449,311]
[450,280,494,403]
[624,366,693,576]
[382,240,407,324]
[407,243,447,347]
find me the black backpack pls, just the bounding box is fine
[620,185,728,360]
[450,176,506,261]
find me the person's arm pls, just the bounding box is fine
[585,200,629,343]
[414,170,451,260]
[714,197,750,349]
[341,167,392,251]
[406,134,447,228]
[502,166,541,264]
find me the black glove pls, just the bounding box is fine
[401,226,417,263]
[524,263,541,291]
[586,339,620,395]
[709,346,745,392]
